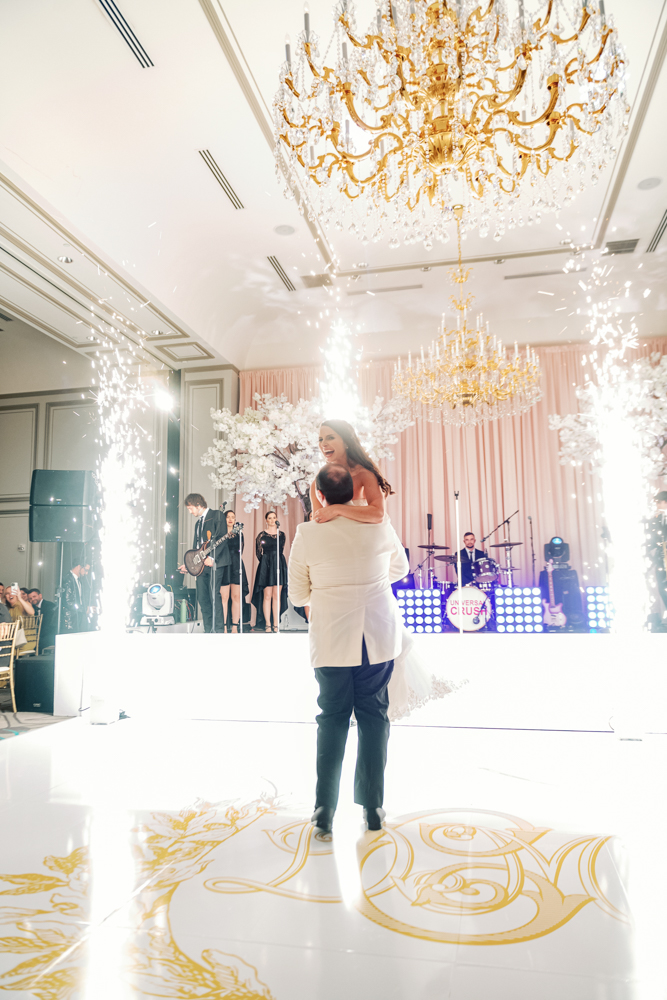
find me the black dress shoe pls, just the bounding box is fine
[311,806,335,834]
[363,807,386,831]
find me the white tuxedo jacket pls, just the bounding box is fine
[288,514,409,668]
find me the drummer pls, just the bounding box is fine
[457,532,486,586]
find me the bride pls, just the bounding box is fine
[310,418,461,721]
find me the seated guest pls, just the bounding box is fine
[5,585,35,620]
[0,583,6,605]
[0,599,10,625]
[27,588,57,648]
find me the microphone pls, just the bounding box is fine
[427,513,432,531]
[528,515,532,521]
[275,519,281,528]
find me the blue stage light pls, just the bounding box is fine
[532,587,541,596]
[522,587,531,596]
[416,625,424,633]
[425,625,433,633]
[434,624,442,633]
[525,624,534,632]
[507,624,516,632]
[516,624,525,632]
[497,624,506,632]
[513,587,522,596]
[534,624,544,633]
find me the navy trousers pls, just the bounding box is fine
[314,640,394,810]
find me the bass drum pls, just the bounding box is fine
[446,585,493,632]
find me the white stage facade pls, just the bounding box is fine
[54,631,667,734]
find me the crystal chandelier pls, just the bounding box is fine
[392,207,542,425]
[274,0,628,249]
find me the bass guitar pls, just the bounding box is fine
[542,559,567,628]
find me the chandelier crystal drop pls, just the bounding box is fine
[274,0,628,248]
[392,207,542,425]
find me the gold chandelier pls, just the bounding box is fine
[392,207,542,425]
[274,0,627,248]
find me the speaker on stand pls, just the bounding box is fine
[29,471,98,635]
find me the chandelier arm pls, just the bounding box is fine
[283,74,302,100]
[342,90,395,133]
[551,8,592,46]
[479,67,528,109]
[583,27,615,70]
[533,0,555,34]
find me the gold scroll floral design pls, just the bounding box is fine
[206,807,630,947]
[0,795,279,1000]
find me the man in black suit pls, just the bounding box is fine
[178,493,226,633]
[456,532,486,586]
[27,589,57,649]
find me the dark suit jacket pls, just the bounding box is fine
[36,599,57,647]
[193,509,226,569]
[456,547,487,586]
[62,573,84,632]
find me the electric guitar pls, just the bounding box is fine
[542,559,567,627]
[183,533,226,578]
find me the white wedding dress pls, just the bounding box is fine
[347,499,464,721]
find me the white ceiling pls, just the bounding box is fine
[0,0,665,374]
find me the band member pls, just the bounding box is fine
[251,511,288,632]
[62,561,89,632]
[218,510,249,633]
[178,493,226,633]
[456,532,486,586]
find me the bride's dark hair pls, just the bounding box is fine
[320,419,394,496]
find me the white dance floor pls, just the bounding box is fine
[1,710,666,999]
[55,630,667,734]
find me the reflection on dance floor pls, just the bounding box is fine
[0,717,654,999]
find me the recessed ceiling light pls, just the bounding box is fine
[421,266,431,272]
[560,239,573,246]
[274,224,296,236]
[494,258,505,264]
[638,177,661,190]
[58,255,73,264]
[151,329,166,336]
[87,335,97,342]
[353,262,369,269]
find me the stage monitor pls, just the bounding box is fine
[30,470,97,508]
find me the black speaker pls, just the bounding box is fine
[14,653,55,714]
[539,567,583,615]
[29,505,94,542]
[30,470,97,507]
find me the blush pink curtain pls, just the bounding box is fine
[237,338,667,608]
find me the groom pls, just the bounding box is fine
[288,464,408,833]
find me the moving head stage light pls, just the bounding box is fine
[544,536,570,567]
[140,584,175,626]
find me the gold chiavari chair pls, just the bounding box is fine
[0,621,19,712]
[16,614,42,657]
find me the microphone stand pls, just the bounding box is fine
[236,522,244,635]
[454,491,462,635]
[528,515,535,588]
[481,509,519,589]
[275,519,281,634]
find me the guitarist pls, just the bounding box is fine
[178,493,225,633]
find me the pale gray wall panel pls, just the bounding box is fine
[0,513,30,586]
[46,403,99,471]
[0,407,36,498]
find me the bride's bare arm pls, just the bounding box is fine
[310,479,323,514]
[313,469,385,524]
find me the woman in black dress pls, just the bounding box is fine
[218,510,249,632]
[251,511,288,632]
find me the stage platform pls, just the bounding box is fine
[54,631,667,734]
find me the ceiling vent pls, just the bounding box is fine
[268,256,296,292]
[0,312,14,322]
[301,274,332,288]
[504,269,574,281]
[198,151,244,209]
[647,210,667,253]
[604,239,639,255]
[97,0,153,67]
[347,283,423,296]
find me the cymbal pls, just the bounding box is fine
[490,542,523,549]
[434,554,457,564]
[418,544,450,550]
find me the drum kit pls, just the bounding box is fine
[413,537,524,632]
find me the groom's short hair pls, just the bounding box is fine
[316,465,354,506]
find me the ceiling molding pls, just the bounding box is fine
[144,330,189,343]
[184,362,240,374]
[336,245,573,278]
[0,386,95,400]
[595,4,667,249]
[197,0,334,268]
[158,342,216,363]
[0,273,83,347]
[0,169,197,344]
